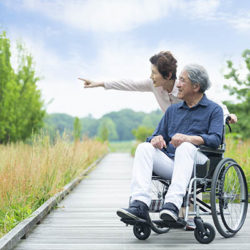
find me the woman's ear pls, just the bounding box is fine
[166,72,172,80]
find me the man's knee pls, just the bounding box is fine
[175,142,197,157]
[135,142,154,156]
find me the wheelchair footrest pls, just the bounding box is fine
[120,218,148,226]
[153,218,186,229]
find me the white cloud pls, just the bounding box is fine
[6,0,175,32]
[227,14,250,32]
[4,0,250,32]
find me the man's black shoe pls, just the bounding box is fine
[117,200,149,221]
[160,202,179,222]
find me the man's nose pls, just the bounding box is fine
[176,79,181,87]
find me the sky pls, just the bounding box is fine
[0,0,249,118]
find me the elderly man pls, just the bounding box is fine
[117,64,224,222]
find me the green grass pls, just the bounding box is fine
[224,138,250,194]
[108,140,135,152]
[0,137,108,237]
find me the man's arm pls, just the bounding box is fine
[199,105,224,148]
[207,94,237,123]
[170,134,204,148]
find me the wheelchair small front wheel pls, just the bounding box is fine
[194,222,215,244]
[133,223,151,240]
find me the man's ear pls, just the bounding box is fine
[193,83,200,92]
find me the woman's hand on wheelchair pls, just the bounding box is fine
[228,113,237,124]
[151,135,166,149]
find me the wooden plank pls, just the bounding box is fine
[11,153,250,250]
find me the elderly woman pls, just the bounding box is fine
[79,51,237,122]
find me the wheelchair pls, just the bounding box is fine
[120,117,248,244]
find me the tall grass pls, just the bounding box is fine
[0,135,107,237]
[224,138,250,192]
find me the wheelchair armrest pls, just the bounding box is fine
[198,145,225,155]
[196,145,224,178]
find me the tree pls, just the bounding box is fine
[0,32,45,143]
[132,126,154,142]
[223,49,250,138]
[98,118,118,141]
[0,32,20,143]
[73,117,81,141]
[14,43,45,141]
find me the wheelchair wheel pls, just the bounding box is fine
[133,222,151,240]
[194,222,215,244]
[211,158,248,238]
[149,177,170,234]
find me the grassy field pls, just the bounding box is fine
[224,138,250,190]
[0,136,107,237]
[109,140,136,152]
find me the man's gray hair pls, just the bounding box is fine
[183,64,211,93]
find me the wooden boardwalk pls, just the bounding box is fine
[14,153,250,250]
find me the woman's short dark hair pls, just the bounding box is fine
[149,51,177,80]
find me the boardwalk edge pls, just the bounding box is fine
[0,154,106,250]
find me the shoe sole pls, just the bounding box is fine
[116,208,141,221]
[160,210,178,222]
[184,226,195,231]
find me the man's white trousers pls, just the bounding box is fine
[130,142,207,209]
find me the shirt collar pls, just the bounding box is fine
[178,94,209,109]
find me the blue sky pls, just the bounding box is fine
[0,0,250,118]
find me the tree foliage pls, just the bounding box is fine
[0,32,45,143]
[73,117,82,141]
[45,109,162,141]
[132,126,154,142]
[223,49,250,138]
[98,117,118,141]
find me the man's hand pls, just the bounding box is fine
[78,78,104,88]
[170,133,204,148]
[170,133,189,148]
[151,135,166,149]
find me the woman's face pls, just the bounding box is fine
[150,64,167,87]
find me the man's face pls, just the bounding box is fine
[150,64,166,87]
[177,70,196,100]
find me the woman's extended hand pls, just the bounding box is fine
[78,78,104,88]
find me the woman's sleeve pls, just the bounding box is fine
[104,79,153,92]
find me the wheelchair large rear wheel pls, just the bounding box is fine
[210,158,248,238]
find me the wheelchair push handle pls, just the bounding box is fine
[225,116,232,133]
